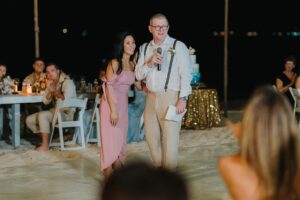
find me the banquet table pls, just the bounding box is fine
[182,86,222,130]
[0,93,43,148]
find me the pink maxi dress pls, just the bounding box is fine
[100,70,135,170]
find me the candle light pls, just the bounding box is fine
[27,84,32,94]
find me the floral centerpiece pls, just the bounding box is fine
[0,75,14,94]
[189,46,196,55]
[168,47,176,55]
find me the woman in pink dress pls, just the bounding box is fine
[100,31,136,180]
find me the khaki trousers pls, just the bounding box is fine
[26,108,74,134]
[144,90,181,170]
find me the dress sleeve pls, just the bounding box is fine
[102,75,117,105]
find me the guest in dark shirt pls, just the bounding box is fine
[275,55,297,106]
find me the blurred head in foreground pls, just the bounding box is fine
[101,161,189,200]
[219,85,300,200]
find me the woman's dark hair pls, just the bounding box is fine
[45,62,59,70]
[284,55,296,65]
[110,31,136,75]
[33,57,45,64]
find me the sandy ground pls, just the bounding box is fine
[0,125,239,200]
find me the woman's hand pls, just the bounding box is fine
[110,110,119,126]
[143,86,148,93]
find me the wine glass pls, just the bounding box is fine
[13,78,20,93]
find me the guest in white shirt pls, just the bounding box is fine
[26,63,76,152]
[135,13,192,170]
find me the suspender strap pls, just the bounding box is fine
[164,40,177,91]
[144,43,149,57]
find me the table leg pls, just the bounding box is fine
[11,104,21,148]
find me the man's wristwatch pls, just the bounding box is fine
[181,96,188,101]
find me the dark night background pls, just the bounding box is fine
[1,0,300,103]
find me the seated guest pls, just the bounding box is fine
[219,85,300,200]
[275,55,297,106]
[0,63,14,141]
[127,81,147,143]
[22,58,47,118]
[101,161,189,200]
[23,57,47,92]
[0,63,7,80]
[25,63,76,151]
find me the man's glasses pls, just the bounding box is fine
[150,25,169,31]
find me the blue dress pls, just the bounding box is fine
[127,87,146,143]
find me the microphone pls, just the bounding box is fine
[157,47,162,71]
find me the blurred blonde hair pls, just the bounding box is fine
[240,85,300,199]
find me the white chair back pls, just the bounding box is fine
[288,87,300,128]
[49,97,88,150]
[86,93,101,146]
[289,87,298,111]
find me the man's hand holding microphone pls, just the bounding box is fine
[146,47,163,71]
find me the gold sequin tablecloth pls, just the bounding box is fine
[183,88,222,129]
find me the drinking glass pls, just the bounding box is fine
[13,78,20,93]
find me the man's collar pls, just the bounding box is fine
[149,35,172,47]
[58,71,70,84]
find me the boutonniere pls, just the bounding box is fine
[189,46,196,55]
[168,47,176,55]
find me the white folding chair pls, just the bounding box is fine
[49,97,88,150]
[288,87,300,127]
[85,94,101,146]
